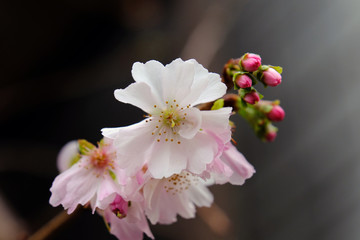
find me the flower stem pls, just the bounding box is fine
[28,208,82,240]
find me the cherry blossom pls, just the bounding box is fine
[49,139,126,214]
[102,59,231,179]
[143,170,213,224]
[102,195,154,240]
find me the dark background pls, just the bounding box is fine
[1,0,360,239]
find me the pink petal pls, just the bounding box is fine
[105,202,154,240]
[49,161,100,214]
[221,143,255,185]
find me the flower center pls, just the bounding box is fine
[110,195,130,219]
[162,108,181,128]
[146,99,191,144]
[163,171,199,195]
[90,149,109,169]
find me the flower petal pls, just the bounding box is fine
[147,140,187,178]
[183,132,219,174]
[56,140,78,172]
[114,82,159,113]
[131,60,165,103]
[183,59,226,106]
[221,143,255,185]
[49,160,100,214]
[178,107,202,139]
[105,202,154,240]
[162,59,196,103]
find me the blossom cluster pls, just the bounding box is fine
[49,57,282,239]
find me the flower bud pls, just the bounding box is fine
[265,131,277,142]
[241,53,261,72]
[243,91,260,104]
[265,124,278,142]
[235,74,252,88]
[267,105,285,121]
[110,195,129,219]
[262,68,282,87]
[222,58,241,90]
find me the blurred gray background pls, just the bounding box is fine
[1,0,360,239]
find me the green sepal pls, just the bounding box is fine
[258,92,264,99]
[269,65,283,74]
[247,73,258,86]
[78,139,96,155]
[69,154,81,167]
[98,138,105,147]
[211,99,225,110]
[261,104,273,113]
[108,169,116,181]
[238,88,249,98]
[259,65,270,71]
[273,100,280,105]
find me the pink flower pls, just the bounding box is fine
[49,139,127,214]
[243,91,260,104]
[241,53,261,72]
[235,74,252,88]
[102,195,154,240]
[143,171,213,224]
[262,68,282,86]
[206,143,255,185]
[102,59,232,179]
[267,105,285,122]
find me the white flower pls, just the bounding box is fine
[143,170,213,224]
[102,59,231,179]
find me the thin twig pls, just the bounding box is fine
[27,208,82,240]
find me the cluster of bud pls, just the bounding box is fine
[220,53,285,142]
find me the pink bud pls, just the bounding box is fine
[265,131,277,142]
[110,195,129,219]
[235,74,252,88]
[241,53,261,72]
[243,91,260,104]
[267,105,285,121]
[262,68,282,87]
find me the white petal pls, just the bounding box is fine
[144,179,195,224]
[147,140,187,178]
[56,140,78,172]
[114,82,159,113]
[163,59,196,102]
[183,59,226,106]
[191,73,227,106]
[131,60,165,102]
[101,127,122,139]
[102,120,156,176]
[188,181,214,207]
[178,107,202,139]
[183,132,218,174]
